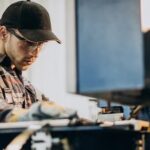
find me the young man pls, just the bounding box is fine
[0,1,76,122]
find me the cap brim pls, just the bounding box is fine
[19,29,61,44]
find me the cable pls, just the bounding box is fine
[128,105,143,120]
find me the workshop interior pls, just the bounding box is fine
[1,0,150,150]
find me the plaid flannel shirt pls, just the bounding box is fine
[0,56,47,121]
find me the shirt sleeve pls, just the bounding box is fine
[35,88,49,102]
[0,99,14,122]
[23,77,49,102]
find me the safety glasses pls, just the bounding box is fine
[7,28,44,51]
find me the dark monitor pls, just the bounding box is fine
[66,0,150,105]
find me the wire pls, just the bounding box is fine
[128,105,143,120]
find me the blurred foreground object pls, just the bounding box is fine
[5,101,78,122]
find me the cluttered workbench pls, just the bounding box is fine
[0,119,149,150]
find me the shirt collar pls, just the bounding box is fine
[0,55,22,76]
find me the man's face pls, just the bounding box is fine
[5,29,44,71]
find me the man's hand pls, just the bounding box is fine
[5,101,77,122]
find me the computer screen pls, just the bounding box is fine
[66,0,149,105]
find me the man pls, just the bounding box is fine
[0,0,76,122]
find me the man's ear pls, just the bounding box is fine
[0,26,8,40]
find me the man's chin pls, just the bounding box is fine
[22,66,30,71]
[16,65,31,71]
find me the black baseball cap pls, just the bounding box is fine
[0,1,61,43]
